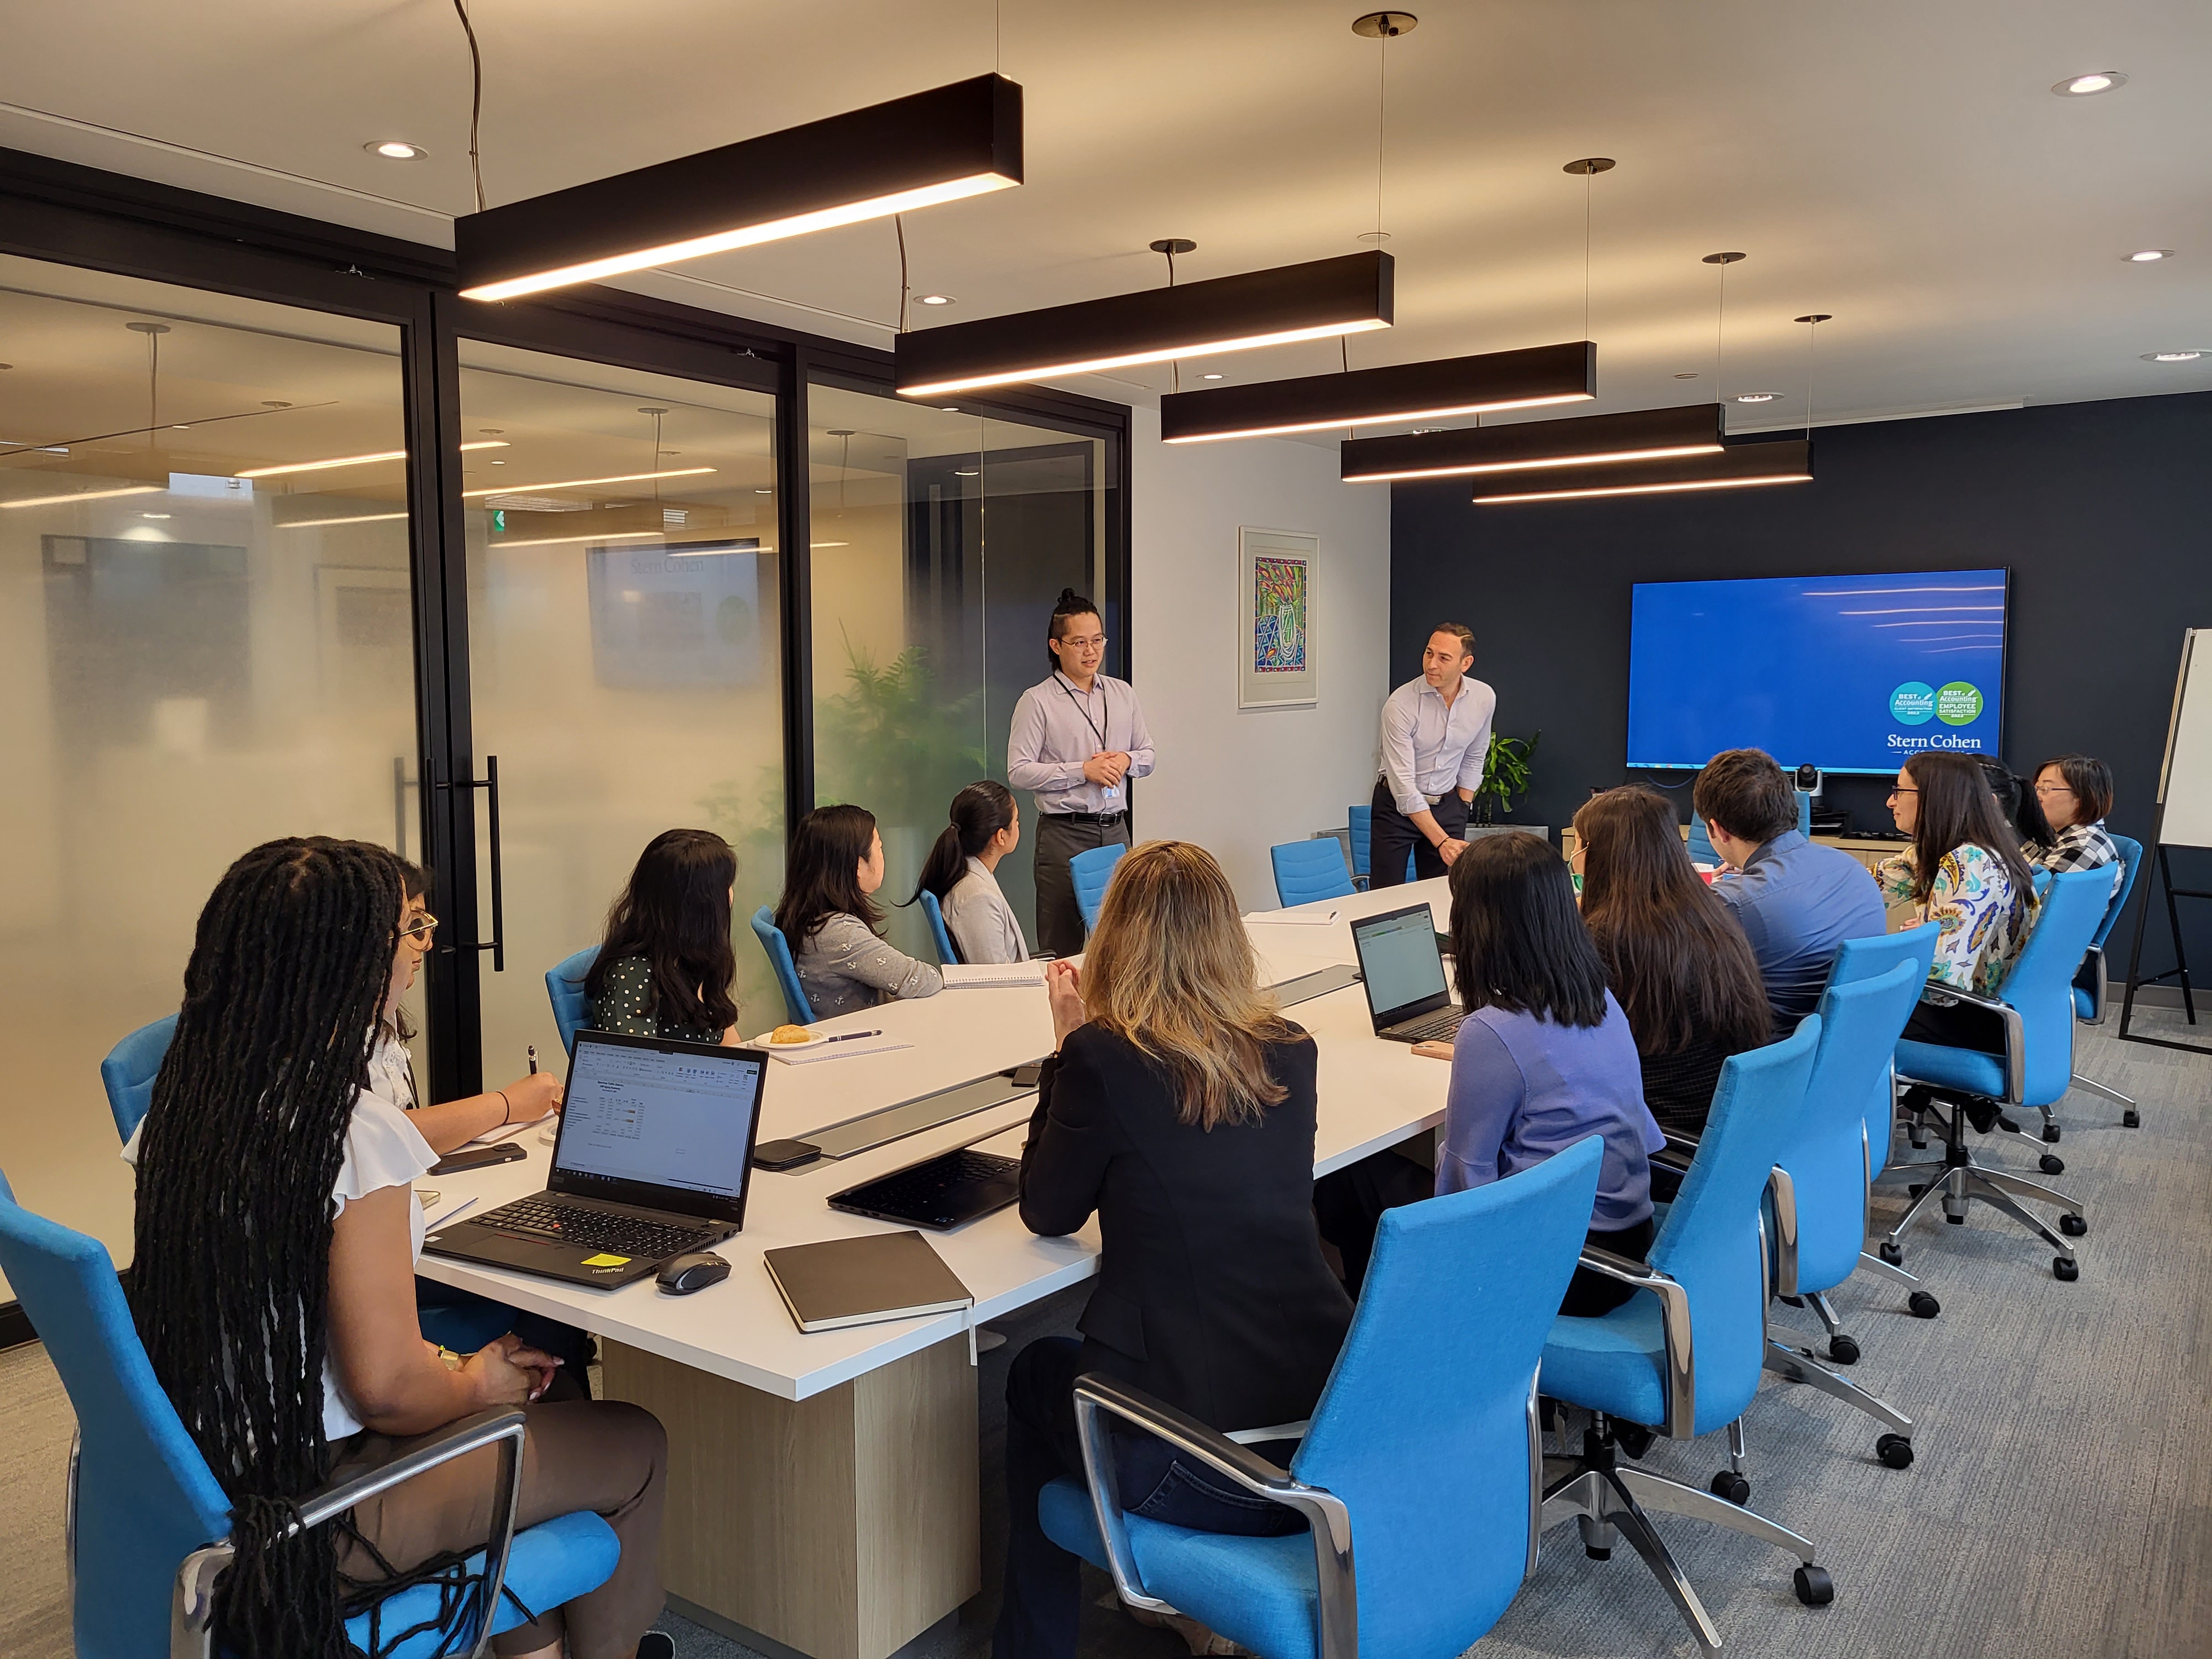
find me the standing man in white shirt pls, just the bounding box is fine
[1007,588,1156,957]
[1372,623,1497,888]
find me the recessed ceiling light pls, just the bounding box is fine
[491,458,507,465]
[952,468,980,477]
[1734,392,1780,404]
[2142,350,2204,363]
[919,294,954,306]
[2052,71,2126,96]
[368,140,428,160]
[1202,373,1225,380]
[754,488,773,494]
[2126,249,2174,263]
[140,512,172,520]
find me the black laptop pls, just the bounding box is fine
[828,1144,1022,1232]
[1350,902,1468,1044]
[424,1029,768,1288]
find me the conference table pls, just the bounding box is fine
[415,878,1454,1659]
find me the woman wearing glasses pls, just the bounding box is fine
[2027,754,2123,897]
[374,862,563,1154]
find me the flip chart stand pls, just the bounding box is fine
[2119,628,2212,1055]
[2116,829,2208,1053]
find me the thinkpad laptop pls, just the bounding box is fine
[424,1029,767,1288]
[1350,902,1468,1044]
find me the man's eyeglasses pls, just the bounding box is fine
[399,914,439,943]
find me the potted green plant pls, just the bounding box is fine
[1466,729,1545,841]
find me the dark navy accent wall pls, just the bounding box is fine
[1389,391,2212,979]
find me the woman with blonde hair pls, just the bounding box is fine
[994,841,1354,1659]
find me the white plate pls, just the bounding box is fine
[753,1026,828,1051]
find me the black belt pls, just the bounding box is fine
[1045,810,1128,826]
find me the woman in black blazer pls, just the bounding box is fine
[994,842,1354,1659]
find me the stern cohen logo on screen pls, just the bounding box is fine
[1888,678,1986,753]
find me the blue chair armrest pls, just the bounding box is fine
[1572,1249,1697,1441]
[1902,984,2026,1103]
[173,1408,529,1659]
[1070,1374,1358,1659]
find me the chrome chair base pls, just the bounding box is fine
[1882,1089,2086,1279]
[1763,1338,1915,1446]
[1541,1422,1825,1652]
[2071,1071,2141,1129]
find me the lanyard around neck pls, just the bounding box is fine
[1056,673,1109,752]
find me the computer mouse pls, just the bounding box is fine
[656,1251,732,1295]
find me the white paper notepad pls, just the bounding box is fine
[938,962,1047,988]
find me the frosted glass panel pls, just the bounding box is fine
[0,255,419,1277]
[460,342,784,1073]
[807,384,1104,958]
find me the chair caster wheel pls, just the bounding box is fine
[1878,1241,1905,1267]
[1615,1421,1655,1460]
[1828,1334,1860,1365]
[2042,1123,2061,1144]
[2123,1109,2141,1128]
[1907,1183,1926,1198]
[1876,1433,1914,1470]
[1908,1290,1941,1319]
[1710,1470,1751,1505]
[1794,1564,1835,1606]
[1585,1545,1612,1561]
[2039,1153,2065,1175]
[2059,1212,2087,1237]
[1945,1212,1965,1224]
[2053,1256,2080,1281]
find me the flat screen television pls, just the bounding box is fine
[1626,568,2008,775]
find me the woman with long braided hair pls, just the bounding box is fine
[129,837,671,1658]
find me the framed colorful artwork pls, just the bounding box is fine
[1238,526,1319,708]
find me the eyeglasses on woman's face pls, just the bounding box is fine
[398,912,438,946]
[1887,787,1920,800]
[2034,782,2077,799]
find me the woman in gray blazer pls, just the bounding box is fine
[908,781,1031,964]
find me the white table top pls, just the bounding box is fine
[416,879,1453,1400]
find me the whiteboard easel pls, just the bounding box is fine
[2117,628,2212,1053]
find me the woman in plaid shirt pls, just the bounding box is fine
[2028,754,2123,898]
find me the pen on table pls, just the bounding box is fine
[823,1029,883,1045]
[527,1045,538,1074]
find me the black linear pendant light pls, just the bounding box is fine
[456,75,1023,302]
[1162,341,1594,444]
[1472,439,1813,503]
[1341,402,1721,481]
[894,250,1395,399]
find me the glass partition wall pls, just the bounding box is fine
[0,255,420,1274]
[807,380,1107,958]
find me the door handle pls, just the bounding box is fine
[438,754,505,972]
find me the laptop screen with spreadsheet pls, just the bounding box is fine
[1350,904,1452,1026]
[549,1030,766,1224]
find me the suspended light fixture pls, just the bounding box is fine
[1166,341,1593,443]
[1342,402,1721,481]
[456,75,1023,302]
[1473,440,1813,503]
[894,249,1394,398]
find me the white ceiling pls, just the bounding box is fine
[4,0,2208,436]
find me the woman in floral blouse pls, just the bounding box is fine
[1878,750,2039,1049]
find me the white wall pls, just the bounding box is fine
[1128,408,1392,911]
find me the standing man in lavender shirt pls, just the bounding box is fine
[1372,623,1498,888]
[1008,589,1156,958]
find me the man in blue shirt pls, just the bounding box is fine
[1695,749,1887,1027]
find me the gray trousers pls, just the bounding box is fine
[1032,811,1131,958]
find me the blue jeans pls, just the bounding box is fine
[992,1337,1303,1659]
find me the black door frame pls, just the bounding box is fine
[0,143,1129,1102]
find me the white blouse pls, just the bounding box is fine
[124,1085,437,1441]
[941,858,1030,965]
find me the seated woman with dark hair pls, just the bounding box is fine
[776,804,942,1019]
[1315,831,1666,1313]
[1573,786,1773,1138]
[2028,753,2122,894]
[586,828,744,1044]
[1978,756,2056,857]
[1879,750,2040,1052]
[908,781,1029,965]
[127,838,670,1659]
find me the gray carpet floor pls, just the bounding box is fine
[4,1009,2205,1657]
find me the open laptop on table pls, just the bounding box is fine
[1350,901,1468,1045]
[424,1029,766,1288]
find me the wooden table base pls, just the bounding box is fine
[602,1335,981,1659]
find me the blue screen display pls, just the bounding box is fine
[1627,570,2007,775]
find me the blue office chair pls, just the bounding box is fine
[1068,843,1126,936]
[1826,924,1942,1178]
[2065,834,2143,1128]
[1885,868,2113,1281]
[1271,839,1356,909]
[1687,791,1812,866]
[1539,1016,1834,1647]
[100,1014,178,1144]
[1347,804,1374,889]
[1039,1138,1605,1659]
[1758,961,1930,1469]
[750,906,816,1025]
[544,946,598,1056]
[0,1169,619,1659]
[917,888,961,966]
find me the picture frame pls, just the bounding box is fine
[1238,526,1319,708]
